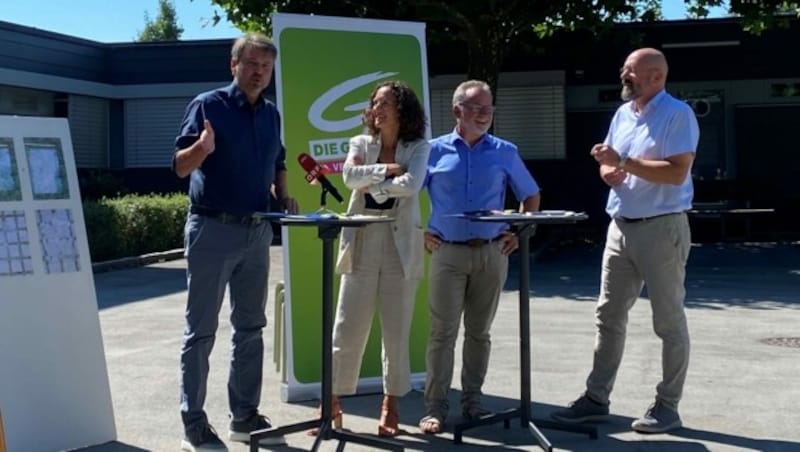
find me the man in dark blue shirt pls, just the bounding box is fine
[173,33,298,452]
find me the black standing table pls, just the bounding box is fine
[249,213,403,452]
[449,211,598,451]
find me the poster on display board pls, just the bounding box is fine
[0,116,116,451]
[272,13,432,402]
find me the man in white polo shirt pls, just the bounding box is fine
[551,47,699,434]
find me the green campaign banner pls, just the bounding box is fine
[272,13,431,401]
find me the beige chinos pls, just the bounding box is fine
[423,241,508,418]
[586,213,691,410]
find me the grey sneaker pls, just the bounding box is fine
[181,423,228,452]
[631,401,682,433]
[550,393,610,423]
[228,413,286,446]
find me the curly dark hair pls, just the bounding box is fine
[362,80,427,142]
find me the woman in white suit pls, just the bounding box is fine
[327,81,430,437]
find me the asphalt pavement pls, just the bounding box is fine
[78,241,800,452]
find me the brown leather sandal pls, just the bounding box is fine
[308,395,343,436]
[378,395,400,437]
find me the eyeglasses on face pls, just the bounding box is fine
[458,102,495,115]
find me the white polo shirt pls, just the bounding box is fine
[604,90,700,219]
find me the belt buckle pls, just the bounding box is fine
[242,215,262,226]
[466,238,484,247]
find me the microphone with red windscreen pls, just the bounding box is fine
[297,153,344,203]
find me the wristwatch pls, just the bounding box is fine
[617,153,629,169]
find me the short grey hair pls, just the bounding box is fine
[452,80,491,106]
[231,33,277,61]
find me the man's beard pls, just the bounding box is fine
[473,123,491,136]
[621,84,638,101]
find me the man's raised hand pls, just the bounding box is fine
[200,119,215,154]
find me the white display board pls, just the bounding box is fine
[0,116,116,451]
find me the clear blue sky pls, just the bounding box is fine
[2,0,727,43]
[2,0,242,42]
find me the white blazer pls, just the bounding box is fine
[335,134,431,280]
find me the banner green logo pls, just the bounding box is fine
[274,15,430,398]
[279,27,425,165]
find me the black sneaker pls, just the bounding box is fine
[631,401,682,433]
[181,423,227,452]
[550,393,610,424]
[229,413,286,446]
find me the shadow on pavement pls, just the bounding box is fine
[529,402,800,452]
[94,265,186,309]
[77,442,149,452]
[505,242,800,309]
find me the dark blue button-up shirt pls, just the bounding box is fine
[174,83,287,215]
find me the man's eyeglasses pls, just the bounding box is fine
[458,102,495,115]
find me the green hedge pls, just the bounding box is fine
[83,193,188,262]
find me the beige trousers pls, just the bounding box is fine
[331,212,418,396]
[423,241,508,419]
[586,213,691,410]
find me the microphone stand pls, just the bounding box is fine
[314,184,340,215]
[250,185,401,451]
[319,185,330,210]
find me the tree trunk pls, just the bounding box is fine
[465,31,504,100]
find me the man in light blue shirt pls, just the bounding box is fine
[552,48,699,434]
[419,80,540,434]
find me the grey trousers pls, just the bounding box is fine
[586,213,691,411]
[331,219,418,396]
[423,242,508,419]
[180,214,273,429]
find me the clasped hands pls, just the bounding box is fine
[590,143,627,187]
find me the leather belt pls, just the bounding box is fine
[190,205,266,226]
[618,212,681,223]
[443,235,504,248]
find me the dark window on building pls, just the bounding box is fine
[771,83,800,97]
[598,89,621,103]
[54,93,69,118]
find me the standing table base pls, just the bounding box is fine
[250,217,403,452]
[449,214,598,451]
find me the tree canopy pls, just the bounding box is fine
[137,0,184,42]
[206,0,800,92]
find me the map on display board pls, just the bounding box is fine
[0,138,21,201]
[0,116,115,452]
[1,138,81,277]
[0,210,33,276]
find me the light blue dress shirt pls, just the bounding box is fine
[425,130,540,241]
[604,90,700,219]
